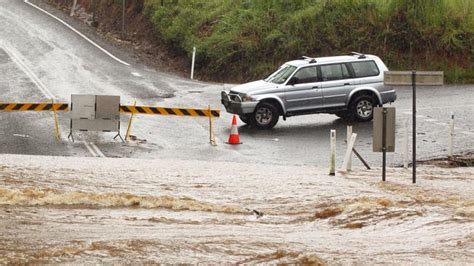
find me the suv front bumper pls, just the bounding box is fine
[221,91,258,115]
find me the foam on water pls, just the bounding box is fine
[0,188,245,214]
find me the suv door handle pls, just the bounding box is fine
[344,83,350,86]
[312,86,319,89]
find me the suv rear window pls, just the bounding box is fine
[350,61,379,78]
[320,64,351,81]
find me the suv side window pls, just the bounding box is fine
[292,66,318,84]
[320,64,351,81]
[350,61,380,78]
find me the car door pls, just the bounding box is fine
[319,63,355,108]
[284,66,322,112]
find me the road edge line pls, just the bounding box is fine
[24,0,131,66]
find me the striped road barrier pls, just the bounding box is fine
[119,105,220,118]
[0,103,69,112]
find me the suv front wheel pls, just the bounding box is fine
[349,94,377,122]
[249,102,279,129]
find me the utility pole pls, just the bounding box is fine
[122,0,125,39]
[92,0,97,27]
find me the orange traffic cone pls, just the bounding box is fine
[227,115,242,145]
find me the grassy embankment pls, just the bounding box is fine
[143,0,473,83]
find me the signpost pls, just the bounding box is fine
[384,71,444,183]
[373,107,396,181]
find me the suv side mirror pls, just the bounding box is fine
[287,77,299,85]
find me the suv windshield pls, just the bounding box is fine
[265,65,297,84]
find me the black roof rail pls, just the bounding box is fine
[349,52,366,59]
[302,56,317,63]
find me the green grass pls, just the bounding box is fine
[142,0,474,83]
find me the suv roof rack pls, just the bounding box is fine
[302,56,317,63]
[349,52,366,59]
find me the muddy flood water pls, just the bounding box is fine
[0,154,473,264]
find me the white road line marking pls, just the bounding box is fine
[461,131,474,136]
[425,119,437,122]
[131,72,142,77]
[82,141,98,157]
[435,122,446,126]
[0,42,56,99]
[90,142,106,157]
[24,0,130,66]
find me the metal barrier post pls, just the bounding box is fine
[403,118,409,169]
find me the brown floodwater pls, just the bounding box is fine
[0,155,473,264]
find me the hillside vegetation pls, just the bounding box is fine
[143,0,474,83]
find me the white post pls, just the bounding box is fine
[190,47,196,80]
[403,118,409,169]
[346,125,352,171]
[449,112,454,158]
[329,129,336,176]
[70,0,78,16]
[341,133,357,173]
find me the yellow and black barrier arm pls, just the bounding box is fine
[119,105,220,118]
[0,103,69,112]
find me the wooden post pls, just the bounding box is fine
[209,105,216,146]
[125,101,136,141]
[329,129,336,176]
[346,125,352,171]
[341,133,357,173]
[449,112,454,158]
[52,99,60,143]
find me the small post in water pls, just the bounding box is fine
[449,112,454,158]
[190,47,196,80]
[403,118,409,169]
[329,129,336,176]
[346,125,353,171]
[341,133,357,173]
[382,107,387,182]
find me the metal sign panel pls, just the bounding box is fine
[71,119,119,132]
[373,107,396,152]
[96,95,120,120]
[384,71,444,86]
[71,94,95,120]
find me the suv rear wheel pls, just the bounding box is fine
[249,102,279,129]
[349,94,377,122]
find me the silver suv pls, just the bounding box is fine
[221,52,397,129]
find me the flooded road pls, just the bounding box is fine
[0,154,473,264]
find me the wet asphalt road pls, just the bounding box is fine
[0,0,473,169]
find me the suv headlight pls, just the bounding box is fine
[241,95,255,102]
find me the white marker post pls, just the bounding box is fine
[329,130,336,176]
[190,47,196,80]
[341,133,357,173]
[449,112,454,158]
[403,118,409,169]
[70,0,77,16]
[346,125,352,171]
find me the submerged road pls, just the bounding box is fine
[0,0,473,168]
